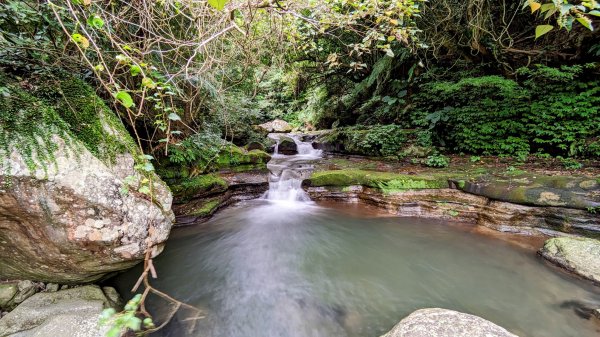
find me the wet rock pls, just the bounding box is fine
[458,176,600,210]
[173,170,269,226]
[0,285,117,337]
[257,119,292,133]
[44,283,59,293]
[0,283,17,309]
[539,237,600,284]
[305,186,600,237]
[246,141,266,151]
[0,136,174,283]
[381,308,518,337]
[277,136,298,155]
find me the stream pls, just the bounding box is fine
[114,134,600,337]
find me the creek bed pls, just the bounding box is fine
[113,201,600,337]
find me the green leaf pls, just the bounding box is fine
[130,65,142,77]
[87,15,104,29]
[168,112,181,121]
[70,33,89,49]
[138,186,151,195]
[576,17,593,30]
[142,162,154,171]
[125,316,142,331]
[141,77,156,89]
[115,91,134,108]
[535,25,554,39]
[589,10,600,17]
[106,326,121,337]
[207,0,228,10]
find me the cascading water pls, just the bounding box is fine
[263,133,322,202]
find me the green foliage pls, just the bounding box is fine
[425,154,449,168]
[99,294,155,337]
[325,125,407,157]
[560,157,583,170]
[412,64,600,159]
[0,71,137,173]
[469,156,481,163]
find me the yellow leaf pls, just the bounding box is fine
[387,35,396,42]
[390,19,399,26]
[530,1,541,13]
[82,0,91,5]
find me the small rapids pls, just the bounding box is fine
[263,133,322,203]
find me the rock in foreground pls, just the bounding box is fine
[539,237,600,284]
[0,285,119,337]
[381,308,518,337]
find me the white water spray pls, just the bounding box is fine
[263,134,322,202]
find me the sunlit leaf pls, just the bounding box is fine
[115,91,134,108]
[576,17,593,31]
[530,1,541,13]
[141,77,156,89]
[130,65,142,77]
[71,33,89,49]
[207,0,228,10]
[168,112,181,121]
[535,25,554,39]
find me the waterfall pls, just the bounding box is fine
[263,134,322,202]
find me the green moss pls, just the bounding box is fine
[307,169,451,192]
[215,147,270,169]
[189,199,220,216]
[169,174,228,200]
[0,71,138,174]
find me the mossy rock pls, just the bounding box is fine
[215,146,271,169]
[169,174,228,200]
[0,71,138,173]
[305,169,452,192]
[188,199,221,217]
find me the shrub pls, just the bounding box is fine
[425,154,449,168]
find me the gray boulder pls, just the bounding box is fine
[0,135,174,283]
[257,119,292,133]
[0,285,120,337]
[539,237,600,284]
[381,308,518,337]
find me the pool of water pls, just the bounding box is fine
[113,200,600,337]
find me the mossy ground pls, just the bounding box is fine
[0,71,138,173]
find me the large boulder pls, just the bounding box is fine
[257,119,292,133]
[0,137,174,283]
[539,237,600,284]
[381,308,518,337]
[0,285,119,337]
[0,73,174,283]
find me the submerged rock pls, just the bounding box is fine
[381,308,518,337]
[539,237,600,284]
[257,119,292,133]
[0,285,119,337]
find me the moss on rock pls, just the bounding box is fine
[306,169,451,192]
[169,174,228,200]
[0,71,138,173]
[189,199,220,217]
